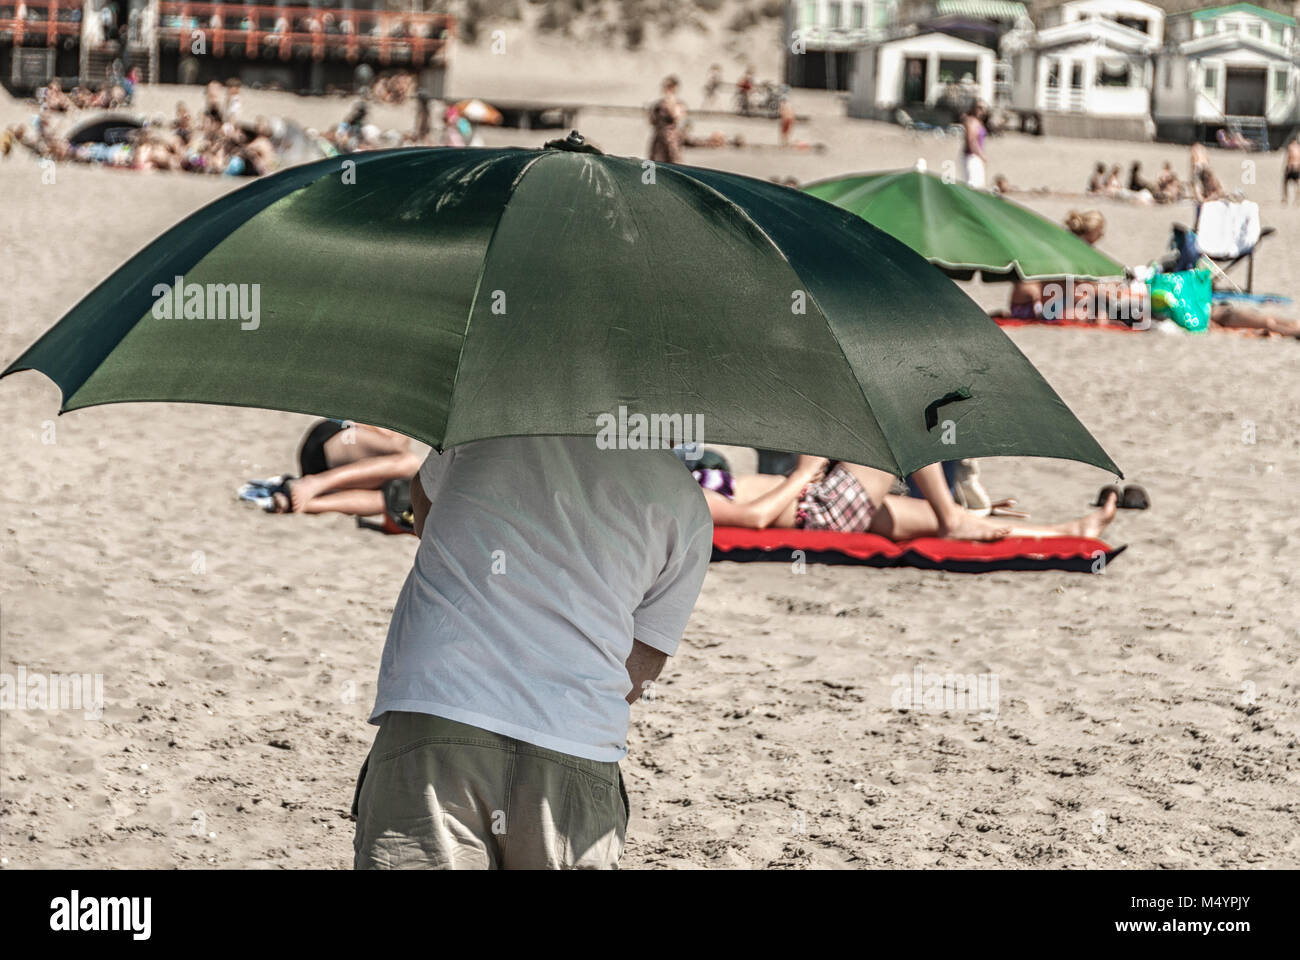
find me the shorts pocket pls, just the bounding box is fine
[560,765,626,869]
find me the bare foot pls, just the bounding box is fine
[1058,490,1118,539]
[269,491,291,514]
[286,476,322,513]
[936,512,1013,541]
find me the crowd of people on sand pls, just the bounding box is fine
[921,105,1299,339]
[1004,205,1300,338]
[1086,159,1186,204]
[1,70,492,174]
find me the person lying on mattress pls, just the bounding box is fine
[694,456,1117,542]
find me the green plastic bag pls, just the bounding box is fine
[1150,268,1212,333]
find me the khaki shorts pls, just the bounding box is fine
[352,712,628,870]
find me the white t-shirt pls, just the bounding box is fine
[369,437,713,762]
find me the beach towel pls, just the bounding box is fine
[711,527,1124,574]
[1194,200,1261,259]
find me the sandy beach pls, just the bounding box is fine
[1,69,1298,869]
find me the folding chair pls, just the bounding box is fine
[1193,200,1276,293]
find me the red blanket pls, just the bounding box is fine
[992,315,1139,333]
[712,527,1124,574]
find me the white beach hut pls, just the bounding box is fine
[1156,4,1300,146]
[1007,0,1164,139]
[848,30,997,119]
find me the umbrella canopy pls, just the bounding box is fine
[2,137,1118,479]
[802,168,1126,282]
[452,99,503,126]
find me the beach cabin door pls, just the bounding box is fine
[1224,67,1267,117]
[904,58,928,104]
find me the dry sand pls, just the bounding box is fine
[1,78,1298,869]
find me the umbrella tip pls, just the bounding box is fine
[543,131,604,155]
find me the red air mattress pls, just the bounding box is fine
[992,316,1140,333]
[711,527,1125,574]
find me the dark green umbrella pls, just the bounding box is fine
[2,136,1118,478]
[803,167,1126,282]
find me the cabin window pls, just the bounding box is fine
[1203,65,1218,92]
[1071,63,1083,88]
[1115,17,1149,35]
[851,2,864,28]
[939,58,978,84]
[1046,61,1060,88]
[1275,69,1289,95]
[802,1,817,28]
[828,2,842,28]
[1269,26,1284,45]
[1097,60,1132,87]
[1246,22,1261,38]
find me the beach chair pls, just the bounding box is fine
[1192,200,1275,293]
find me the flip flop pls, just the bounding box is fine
[1093,483,1122,508]
[1119,484,1150,510]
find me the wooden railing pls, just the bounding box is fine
[0,0,85,45]
[1,2,454,66]
[154,3,453,64]
[1043,86,1087,113]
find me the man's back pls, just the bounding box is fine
[371,436,712,762]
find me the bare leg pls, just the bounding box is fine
[843,461,1117,541]
[871,491,1116,540]
[1212,305,1300,337]
[298,489,386,517]
[290,451,420,512]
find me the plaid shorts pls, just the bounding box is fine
[796,463,877,533]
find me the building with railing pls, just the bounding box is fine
[1006,0,1163,139]
[785,0,899,89]
[2,1,453,94]
[1154,4,1300,144]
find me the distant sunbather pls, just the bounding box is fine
[1210,303,1300,338]
[269,421,420,515]
[697,457,1117,542]
[1007,211,1133,322]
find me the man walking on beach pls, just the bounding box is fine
[353,437,712,869]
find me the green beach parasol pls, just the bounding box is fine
[2,136,1119,478]
[802,166,1126,282]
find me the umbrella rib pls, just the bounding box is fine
[439,151,550,452]
[661,166,902,475]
